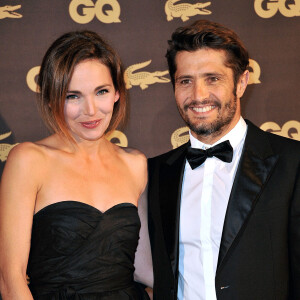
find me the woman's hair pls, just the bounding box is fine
[37,30,128,141]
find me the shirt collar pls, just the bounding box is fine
[189,117,247,150]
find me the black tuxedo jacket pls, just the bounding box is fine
[148,120,300,300]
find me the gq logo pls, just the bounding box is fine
[260,120,300,140]
[26,66,40,92]
[171,120,300,149]
[255,0,300,18]
[248,59,261,85]
[106,130,128,147]
[69,0,121,24]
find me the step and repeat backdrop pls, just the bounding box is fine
[1,0,300,176]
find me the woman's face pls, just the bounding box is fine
[64,59,119,143]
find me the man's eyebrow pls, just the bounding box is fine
[175,75,193,82]
[203,72,225,77]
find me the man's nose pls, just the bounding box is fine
[193,81,209,100]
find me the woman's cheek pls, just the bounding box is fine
[97,98,116,114]
[64,102,82,120]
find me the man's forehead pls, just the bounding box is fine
[175,48,231,75]
[175,48,228,64]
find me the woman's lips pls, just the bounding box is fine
[80,119,101,129]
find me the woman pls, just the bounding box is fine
[0,31,150,299]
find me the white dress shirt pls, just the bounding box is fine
[177,117,247,300]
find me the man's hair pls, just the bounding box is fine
[166,19,249,88]
[37,30,128,142]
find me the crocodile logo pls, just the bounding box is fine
[0,5,22,19]
[124,60,170,90]
[165,0,211,22]
[254,0,300,18]
[171,126,189,149]
[0,132,18,162]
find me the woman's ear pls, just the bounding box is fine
[114,91,120,103]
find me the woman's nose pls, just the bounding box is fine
[84,97,96,115]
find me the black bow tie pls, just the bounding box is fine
[186,140,233,170]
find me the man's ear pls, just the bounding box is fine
[236,70,249,99]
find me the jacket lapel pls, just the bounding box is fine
[159,142,189,275]
[217,121,279,270]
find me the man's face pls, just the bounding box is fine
[174,48,248,144]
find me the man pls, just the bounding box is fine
[147,20,300,299]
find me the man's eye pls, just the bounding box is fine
[97,89,109,95]
[180,79,191,85]
[208,76,219,83]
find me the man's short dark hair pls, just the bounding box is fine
[166,19,249,89]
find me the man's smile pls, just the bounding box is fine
[190,105,216,113]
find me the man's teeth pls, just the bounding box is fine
[192,105,215,113]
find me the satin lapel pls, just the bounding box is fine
[159,142,189,275]
[217,121,279,270]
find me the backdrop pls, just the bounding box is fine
[1,0,300,177]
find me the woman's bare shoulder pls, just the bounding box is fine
[116,146,148,192]
[118,146,147,165]
[0,142,47,198]
[7,141,46,163]
[4,135,61,176]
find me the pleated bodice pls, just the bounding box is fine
[27,201,148,299]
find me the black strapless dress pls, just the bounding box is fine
[27,201,149,299]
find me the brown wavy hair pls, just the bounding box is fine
[37,30,128,142]
[166,19,249,93]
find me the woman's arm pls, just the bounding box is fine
[134,185,154,289]
[0,143,42,299]
[121,148,153,297]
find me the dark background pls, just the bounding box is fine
[1,0,299,177]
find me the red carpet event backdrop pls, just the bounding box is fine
[0,0,300,176]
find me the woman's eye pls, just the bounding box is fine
[66,94,78,100]
[97,89,109,95]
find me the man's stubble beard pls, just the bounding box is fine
[178,95,238,138]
